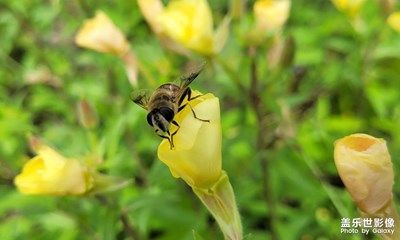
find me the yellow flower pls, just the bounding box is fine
[157,91,242,239]
[75,11,139,85]
[75,11,130,57]
[14,145,92,195]
[388,11,400,32]
[334,134,394,214]
[156,0,214,55]
[139,0,228,55]
[331,0,366,17]
[253,0,291,34]
[157,91,222,189]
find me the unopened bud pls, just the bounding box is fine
[267,35,295,70]
[28,135,43,153]
[334,134,394,214]
[77,100,98,129]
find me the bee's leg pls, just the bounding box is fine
[178,103,210,123]
[178,88,204,106]
[178,88,210,122]
[169,120,181,149]
[186,88,205,102]
[155,129,174,149]
[161,135,174,149]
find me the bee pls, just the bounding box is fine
[131,69,209,149]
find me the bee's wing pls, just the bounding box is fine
[130,89,153,110]
[178,64,205,90]
[174,63,206,100]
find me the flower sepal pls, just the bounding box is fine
[192,171,242,240]
[359,201,400,240]
[85,172,133,196]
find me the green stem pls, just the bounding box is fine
[229,0,244,19]
[77,0,92,16]
[87,129,98,154]
[289,141,351,218]
[211,54,246,93]
[248,46,278,240]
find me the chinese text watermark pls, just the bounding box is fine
[340,217,395,235]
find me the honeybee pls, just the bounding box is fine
[131,69,209,149]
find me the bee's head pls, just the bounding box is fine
[147,107,175,134]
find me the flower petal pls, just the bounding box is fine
[388,11,400,32]
[75,11,130,56]
[254,0,291,34]
[14,145,91,195]
[158,93,222,188]
[331,0,366,17]
[137,0,164,34]
[155,0,215,55]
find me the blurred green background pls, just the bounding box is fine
[1,0,400,239]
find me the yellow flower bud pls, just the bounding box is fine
[14,145,92,195]
[388,12,400,32]
[331,0,366,17]
[157,91,222,189]
[155,0,214,55]
[334,134,394,214]
[253,0,291,34]
[75,11,130,57]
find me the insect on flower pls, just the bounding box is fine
[131,68,210,149]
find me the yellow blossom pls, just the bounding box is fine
[75,11,139,85]
[156,90,242,239]
[158,91,222,189]
[331,0,366,17]
[253,0,291,34]
[139,0,228,55]
[156,0,213,55]
[334,134,393,214]
[14,145,92,195]
[388,11,400,32]
[75,11,130,57]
